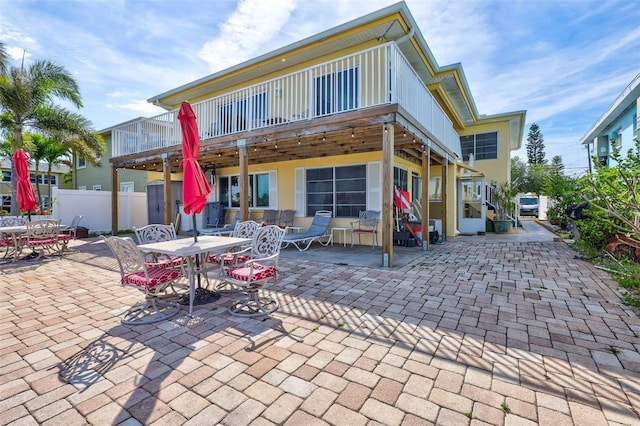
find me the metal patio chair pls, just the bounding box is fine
[225,225,286,317]
[101,235,182,325]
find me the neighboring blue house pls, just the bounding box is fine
[580,73,639,167]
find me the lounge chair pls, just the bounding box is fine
[200,211,240,236]
[281,210,332,251]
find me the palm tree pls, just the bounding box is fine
[0,42,8,74]
[0,50,105,214]
[29,133,48,210]
[42,140,70,211]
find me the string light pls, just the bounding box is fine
[275,141,278,149]
[322,132,326,142]
[403,128,407,137]
[351,128,355,138]
[218,153,221,157]
[384,124,388,133]
[298,138,301,145]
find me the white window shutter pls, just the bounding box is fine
[294,167,305,216]
[269,170,278,209]
[367,161,381,210]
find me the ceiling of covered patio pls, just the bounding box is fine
[109,105,446,174]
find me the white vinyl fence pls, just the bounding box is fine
[50,188,148,234]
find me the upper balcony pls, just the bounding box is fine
[111,43,460,161]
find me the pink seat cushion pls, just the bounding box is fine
[226,263,277,282]
[0,238,14,247]
[151,255,183,269]
[209,253,251,265]
[353,229,377,233]
[123,267,182,289]
[58,234,73,241]
[27,238,58,247]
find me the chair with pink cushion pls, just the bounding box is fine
[101,235,182,325]
[224,225,286,317]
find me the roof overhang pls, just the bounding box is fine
[579,73,640,145]
[475,111,527,151]
[147,1,481,128]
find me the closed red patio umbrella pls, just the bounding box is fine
[177,101,215,304]
[13,149,38,218]
[178,101,211,227]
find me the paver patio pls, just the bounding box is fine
[1,222,639,425]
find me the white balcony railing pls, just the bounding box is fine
[112,43,460,158]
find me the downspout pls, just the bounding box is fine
[394,27,414,45]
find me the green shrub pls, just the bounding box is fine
[576,208,618,249]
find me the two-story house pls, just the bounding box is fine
[580,72,639,167]
[1,158,70,214]
[103,1,526,266]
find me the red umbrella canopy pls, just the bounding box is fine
[13,149,38,213]
[178,101,211,215]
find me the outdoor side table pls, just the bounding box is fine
[331,227,351,247]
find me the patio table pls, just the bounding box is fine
[0,225,27,261]
[137,235,252,317]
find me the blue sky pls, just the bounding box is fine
[1,0,639,175]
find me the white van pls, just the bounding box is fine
[518,194,539,217]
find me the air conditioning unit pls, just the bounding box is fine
[429,219,442,236]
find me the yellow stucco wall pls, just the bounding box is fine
[459,121,513,184]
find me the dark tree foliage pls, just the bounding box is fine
[526,123,546,165]
[550,155,564,175]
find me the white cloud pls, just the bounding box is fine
[107,99,166,116]
[198,0,298,72]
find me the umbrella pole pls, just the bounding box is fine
[192,214,203,288]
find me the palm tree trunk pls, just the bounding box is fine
[35,165,43,211]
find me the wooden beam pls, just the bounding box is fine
[382,123,394,267]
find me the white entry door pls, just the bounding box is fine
[458,178,486,234]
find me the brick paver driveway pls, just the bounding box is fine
[1,223,639,425]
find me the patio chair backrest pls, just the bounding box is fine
[101,235,147,280]
[278,209,296,228]
[133,223,177,244]
[261,209,278,225]
[250,225,286,259]
[64,215,83,237]
[2,216,27,226]
[68,215,83,229]
[307,210,332,235]
[26,219,61,240]
[232,220,261,239]
[229,211,241,227]
[356,210,380,227]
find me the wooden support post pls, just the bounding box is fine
[163,155,172,225]
[381,123,394,267]
[238,139,249,221]
[421,145,430,250]
[441,158,448,239]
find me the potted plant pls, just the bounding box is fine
[492,181,517,233]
